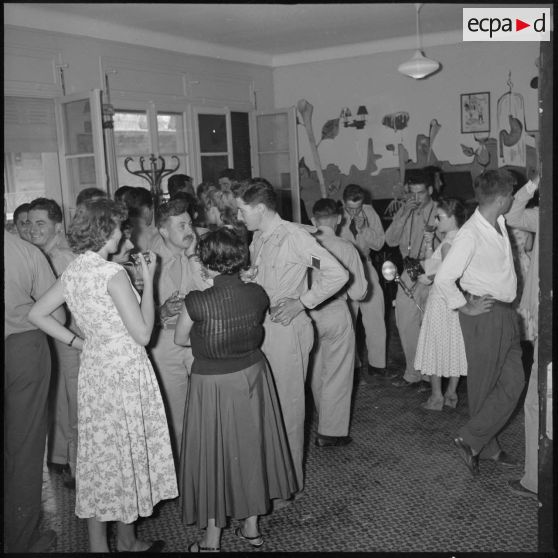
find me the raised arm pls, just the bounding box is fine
[385,200,414,247]
[353,205,385,252]
[109,252,156,346]
[505,178,539,233]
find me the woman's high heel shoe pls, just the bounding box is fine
[234,527,264,548]
[444,394,458,408]
[188,541,220,553]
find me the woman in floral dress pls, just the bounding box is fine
[29,198,177,552]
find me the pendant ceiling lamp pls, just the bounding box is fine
[398,3,440,79]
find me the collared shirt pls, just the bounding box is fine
[434,208,517,310]
[505,180,539,335]
[45,244,80,335]
[148,232,209,327]
[250,213,348,308]
[4,231,57,338]
[385,199,438,259]
[45,245,76,278]
[314,226,367,302]
[339,203,385,258]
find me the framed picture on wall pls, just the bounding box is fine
[460,92,490,134]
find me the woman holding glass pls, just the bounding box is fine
[175,227,297,552]
[29,198,177,552]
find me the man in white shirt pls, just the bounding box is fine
[435,169,525,476]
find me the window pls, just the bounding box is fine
[195,109,252,184]
[113,109,188,192]
[3,97,63,220]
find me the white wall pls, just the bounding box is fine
[273,41,539,198]
[4,25,275,109]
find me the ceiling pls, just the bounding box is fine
[5,3,531,66]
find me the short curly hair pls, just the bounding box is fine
[197,226,249,275]
[28,198,63,223]
[68,198,127,254]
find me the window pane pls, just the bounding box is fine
[116,154,188,190]
[257,113,289,152]
[157,113,185,154]
[4,152,62,218]
[198,114,227,153]
[201,155,228,184]
[258,153,291,190]
[231,112,251,180]
[63,99,94,155]
[114,111,150,155]
[66,156,97,201]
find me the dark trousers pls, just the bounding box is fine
[458,302,525,458]
[4,330,51,553]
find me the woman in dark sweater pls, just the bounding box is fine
[175,227,297,552]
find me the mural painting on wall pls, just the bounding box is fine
[296,87,536,218]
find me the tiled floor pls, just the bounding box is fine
[39,310,538,553]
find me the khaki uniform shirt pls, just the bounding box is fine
[385,199,438,259]
[148,233,208,328]
[4,231,56,338]
[313,226,367,302]
[339,203,385,258]
[250,214,348,308]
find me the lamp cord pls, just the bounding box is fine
[415,3,423,51]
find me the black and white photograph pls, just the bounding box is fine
[3,2,554,554]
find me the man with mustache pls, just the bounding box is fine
[147,198,208,458]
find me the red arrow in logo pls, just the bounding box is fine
[516,19,530,31]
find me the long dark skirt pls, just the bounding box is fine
[179,358,298,529]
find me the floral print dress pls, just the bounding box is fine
[61,251,177,523]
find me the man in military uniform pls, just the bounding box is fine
[236,182,348,493]
[310,198,367,447]
[147,198,208,458]
[339,184,393,381]
[28,198,80,487]
[385,171,438,388]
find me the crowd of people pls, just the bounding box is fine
[4,165,540,553]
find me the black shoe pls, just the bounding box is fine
[453,436,479,476]
[391,378,419,388]
[28,529,57,552]
[369,366,399,380]
[119,540,165,553]
[488,450,520,468]
[508,479,537,500]
[315,435,352,447]
[47,462,70,475]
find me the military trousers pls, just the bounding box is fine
[262,311,313,491]
[149,327,194,460]
[48,339,79,475]
[310,299,355,437]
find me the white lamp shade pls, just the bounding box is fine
[398,50,440,79]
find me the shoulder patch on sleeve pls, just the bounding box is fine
[311,255,321,270]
